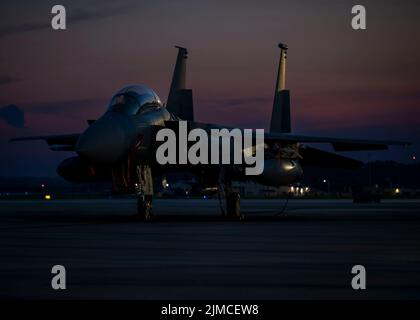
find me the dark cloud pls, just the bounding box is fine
[0,75,21,86]
[0,5,133,38]
[0,105,24,128]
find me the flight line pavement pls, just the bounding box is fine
[0,198,419,299]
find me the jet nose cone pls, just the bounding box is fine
[76,113,133,164]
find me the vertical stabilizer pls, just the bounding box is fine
[166,46,194,121]
[270,43,291,133]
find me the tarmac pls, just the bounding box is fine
[0,198,419,299]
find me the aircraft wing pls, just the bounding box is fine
[10,120,411,154]
[265,132,410,151]
[9,133,80,151]
[299,145,362,168]
[171,121,410,151]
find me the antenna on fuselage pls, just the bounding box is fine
[166,46,194,121]
[270,43,291,133]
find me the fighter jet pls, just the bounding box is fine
[10,43,410,220]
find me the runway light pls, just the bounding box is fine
[323,179,327,183]
[412,155,416,161]
[44,194,52,200]
[395,188,400,194]
[290,186,294,193]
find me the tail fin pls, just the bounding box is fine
[166,46,194,121]
[270,43,291,133]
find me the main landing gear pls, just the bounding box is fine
[225,190,242,220]
[135,165,243,221]
[218,168,243,221]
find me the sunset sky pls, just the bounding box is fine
[0,0,419,176]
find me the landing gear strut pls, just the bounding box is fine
[135,165,154,221]
[218,168,243,220]
[226,190,242,220]
[137,194,152,221]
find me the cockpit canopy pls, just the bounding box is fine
[108,84,162,115]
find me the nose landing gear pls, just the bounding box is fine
[137,194,152,221]
[135,165,154,221]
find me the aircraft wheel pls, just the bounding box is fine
[226,192,243,220]
[137,194,152,221]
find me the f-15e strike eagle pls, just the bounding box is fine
[10,43,409,220]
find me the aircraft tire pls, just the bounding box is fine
[137,194,152,221]
[226,192,243,220]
